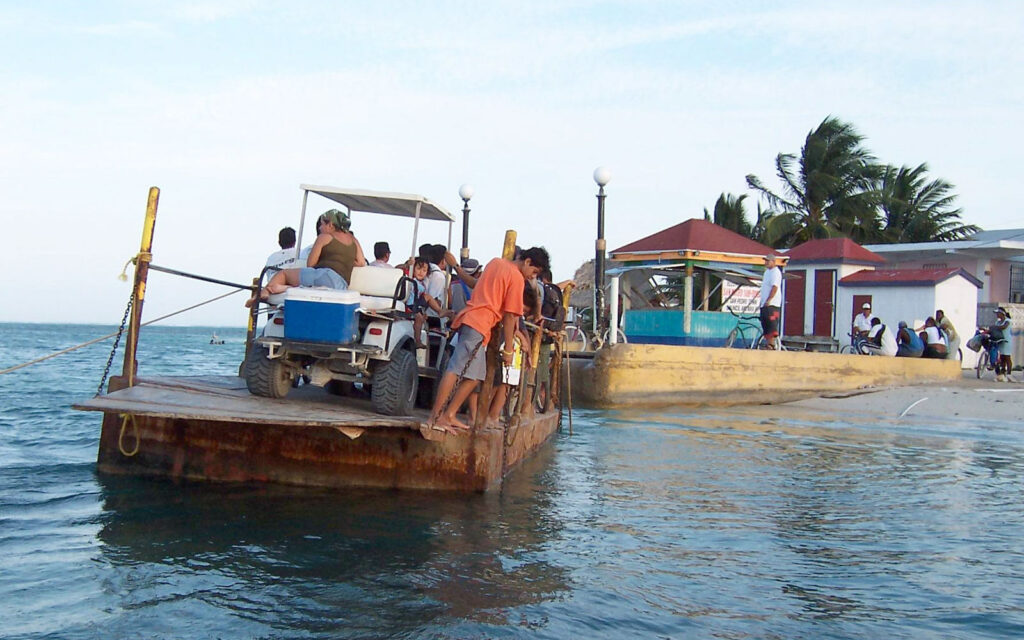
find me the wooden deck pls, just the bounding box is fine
[76,375,561,492]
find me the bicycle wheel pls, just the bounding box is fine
[839,344,856,355]
[602,328,628,345]
[725,328,739,349]
[565,327,589,352]
[976,349,989,379]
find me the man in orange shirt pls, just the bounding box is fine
[429,247,550,432]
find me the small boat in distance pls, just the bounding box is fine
[210,333,225,345]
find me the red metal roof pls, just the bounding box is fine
[839,267,983,288]
[785,238,886,264]
[610,218,779,257]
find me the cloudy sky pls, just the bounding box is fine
[1,0,1021,326]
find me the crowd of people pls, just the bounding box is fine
[254,209,570,430]
[851,302,1016,381]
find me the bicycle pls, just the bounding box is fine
[724,309,783,350]
[840,332,870,355]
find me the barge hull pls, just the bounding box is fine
[82,376,559,492]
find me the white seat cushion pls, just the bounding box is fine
[359,296,406,311]
[348,266,403,298]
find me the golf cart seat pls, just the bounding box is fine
[261,266,407,310]
[349,266,406,311]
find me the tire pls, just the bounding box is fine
[725,328,739,349]
[839,345,856,355]
[566,327,589,352]
[371,348,419,416]
[976,350,989,379]
[602,328,628,345]
[245,346,293,398]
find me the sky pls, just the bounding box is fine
[1,0,1021,327]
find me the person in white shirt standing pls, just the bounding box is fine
[264,227,305,278]
[759,254,783,349]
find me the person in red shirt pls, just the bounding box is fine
[428,247,550,432]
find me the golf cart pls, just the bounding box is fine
[243,185,455,416]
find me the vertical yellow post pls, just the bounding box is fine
[501,230,517,260]
[122,187,159,387]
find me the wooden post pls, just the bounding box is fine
[122,187,159,387]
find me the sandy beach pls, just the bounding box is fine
[713,370,1024,429]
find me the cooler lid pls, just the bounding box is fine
[284,287,361,304]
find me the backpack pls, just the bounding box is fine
[540,282,566,342]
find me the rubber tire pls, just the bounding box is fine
[976,350,989,379]
[245,346,292,398]
[371,348,419,416]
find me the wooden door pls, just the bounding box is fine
[783,269,805,337]
[852,294,872,325]
[812,269,836,336]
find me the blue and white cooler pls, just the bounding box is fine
[283,288,361,344]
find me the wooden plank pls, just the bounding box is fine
[75,375,422,428]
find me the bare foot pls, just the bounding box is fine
[441,413,472,432]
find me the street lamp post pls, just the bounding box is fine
[459,183,474,261]
[593,167,611,334]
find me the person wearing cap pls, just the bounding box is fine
[852,302,876,340]
[758,254,783,349]
[247,209,366,305]
[989,307,1015,382]
[446,252,483,315]
[896,320,924,358]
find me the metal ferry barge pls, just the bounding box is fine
[75,186,563,492]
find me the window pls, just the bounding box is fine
[1011,264,1024,303]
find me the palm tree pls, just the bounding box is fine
[878,163,979,242]
[704,193,753,237]
[746,116,882,247]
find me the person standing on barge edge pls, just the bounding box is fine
[428,247,550,432]
[759,254,782,349]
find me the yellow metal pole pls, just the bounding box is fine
[122,187,159,386]
[501,230,517,260]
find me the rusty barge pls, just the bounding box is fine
[75,186,563,492]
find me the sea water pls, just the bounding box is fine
[1,323,1023,639]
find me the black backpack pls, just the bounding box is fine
[540,282,566,342]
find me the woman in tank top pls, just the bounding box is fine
[247,209,366,306]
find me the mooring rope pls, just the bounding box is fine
[0,288,243,376]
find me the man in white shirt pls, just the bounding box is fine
[758,254,783,349]
[852,303,875,339]
[424,245,448,317]
[264,227,304,278]
[369,242,392,268]
[864,317,898,356]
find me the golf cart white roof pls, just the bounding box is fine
[301,185,455,223]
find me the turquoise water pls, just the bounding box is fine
[1,323,1023,639]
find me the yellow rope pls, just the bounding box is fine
[117,413,140,457]
[0,288,243,376]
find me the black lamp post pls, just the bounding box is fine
[593,166,611,333]
[459,183,474,261]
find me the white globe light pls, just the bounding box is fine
[458,183,475,201]
[593,166,611,187]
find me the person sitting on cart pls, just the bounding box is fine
[428,246,550,433]
[247,210,366,306]
[407,258,451,349]
[896,320,924,358]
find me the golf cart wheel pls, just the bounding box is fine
[245,346,293,398]
[371,348,419,416]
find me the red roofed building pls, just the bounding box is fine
[837,265,981,367]
[611,218,782,265]
[782,238,887,339]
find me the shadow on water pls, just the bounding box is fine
[91,445,571,638]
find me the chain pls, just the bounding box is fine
[97,292,134,395]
